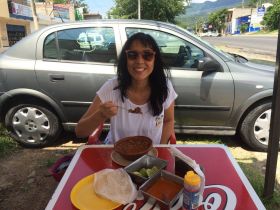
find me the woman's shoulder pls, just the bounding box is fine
[167,79,175,88]
[101,77,118,89]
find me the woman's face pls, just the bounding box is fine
[126,40,155,83]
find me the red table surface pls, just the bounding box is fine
[48,145,264,210]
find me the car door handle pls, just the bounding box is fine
[49,74,65,82]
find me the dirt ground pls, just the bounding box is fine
[0,133,279,210]
[0,134,83,210]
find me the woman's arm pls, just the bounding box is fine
[160,101,175,144]
[75,96,117,138]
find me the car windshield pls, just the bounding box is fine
[177,26,235,62]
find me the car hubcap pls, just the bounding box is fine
[12,107,50,143]
[254,109,271,145]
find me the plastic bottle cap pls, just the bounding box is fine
[184,170,201,186]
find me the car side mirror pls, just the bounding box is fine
[197,57,221,72]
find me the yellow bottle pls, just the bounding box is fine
[182,170,201,210]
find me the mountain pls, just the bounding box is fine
[176,0,247,28]
[185,0,245,16]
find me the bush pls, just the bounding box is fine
[240,24,248,33]
[262,2,280,31]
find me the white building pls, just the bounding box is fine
[225,3,273,34]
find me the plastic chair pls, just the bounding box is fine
[86,123,104,145]
[169,131,177,144]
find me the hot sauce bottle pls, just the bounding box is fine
[182,170,201,210]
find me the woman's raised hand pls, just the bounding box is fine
[99,101,118,119]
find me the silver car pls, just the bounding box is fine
[0,19,275,151]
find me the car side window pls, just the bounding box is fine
[126,28,205,69]
[43,27,117,63]
[43,33,58,59]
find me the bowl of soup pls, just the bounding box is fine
[114,136,153,161]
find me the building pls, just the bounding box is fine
[0,0,75,51]
[35,2,75,28]
[0,0,33,49]
[83,13,102,20]
[225,3,273,35]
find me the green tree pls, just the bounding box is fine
[246,0,274,7]
[52,0,68,3]
[262,1,280,31]
[74,0,89,14]
[247,0,259,7]
[108,0,186,23]
[207,9,228,33]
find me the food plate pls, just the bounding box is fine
[70,174,122,210]
[111,147,158,167]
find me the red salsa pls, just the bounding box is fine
[146,177,182,203]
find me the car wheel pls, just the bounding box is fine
[240,102,277,151]
[4,104,61,148]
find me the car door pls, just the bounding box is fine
[124,27,235,132]
[35,24,120,123]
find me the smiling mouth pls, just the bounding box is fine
[134,67,145,72]
[134,65,147,71]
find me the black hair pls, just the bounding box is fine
[116,32,170,116]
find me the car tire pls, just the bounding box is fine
[240,102,276,152]
[4,104,61,148]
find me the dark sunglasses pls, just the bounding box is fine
[125,50,156,61]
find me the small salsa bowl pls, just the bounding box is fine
[125,155,167,185]
[114,136,153,161]
[140,170,184,209]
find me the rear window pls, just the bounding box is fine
[43,27,117,63]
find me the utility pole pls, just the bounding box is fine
[138,0,141,20]
[30,0,39,30]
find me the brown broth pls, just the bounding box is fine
[117,138,151,154]
[146,177,182,203]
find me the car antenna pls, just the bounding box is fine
[49,9,64,23]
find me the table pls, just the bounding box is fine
[46,145,265,210]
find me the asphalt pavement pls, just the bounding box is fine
[202,35,278,62]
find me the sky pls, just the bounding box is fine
[192,0,217,3]
[86,0,217,18]
[86,0,115,17]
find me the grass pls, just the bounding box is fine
[0,125,19,158]
[39,156,58,168]
[239,163,280,209]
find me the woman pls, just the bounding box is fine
[75,32,177,144]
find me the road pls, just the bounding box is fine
[202,35,278,57]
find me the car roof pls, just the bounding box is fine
[41,19,176,30]
[1,19,184,59]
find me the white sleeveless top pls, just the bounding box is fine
[97,78,177,144]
